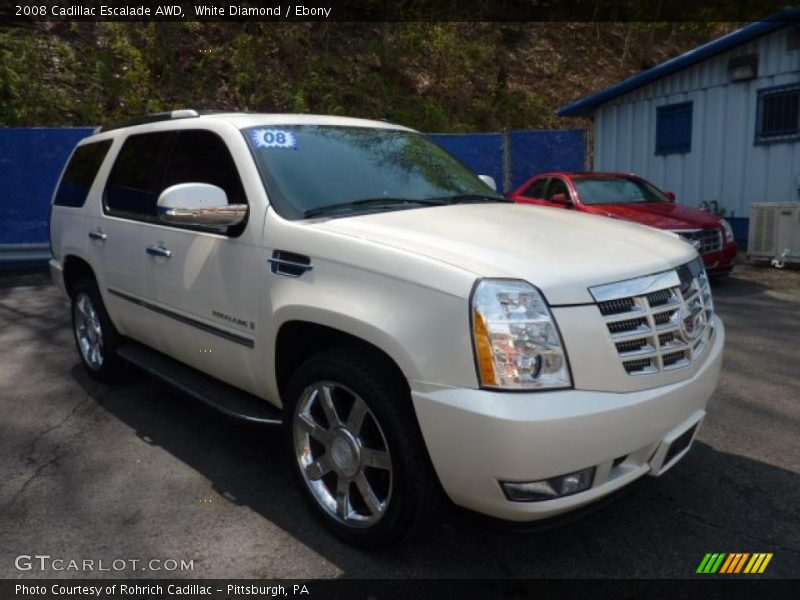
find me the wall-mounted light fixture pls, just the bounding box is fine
[728,54,758,82]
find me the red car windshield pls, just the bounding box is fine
[572,177,670,205]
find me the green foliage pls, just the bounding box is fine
[0,22,723,130]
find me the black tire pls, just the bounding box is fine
[284,348,440,548]
[70,278,125,382]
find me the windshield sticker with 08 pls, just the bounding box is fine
[251,129,297,149]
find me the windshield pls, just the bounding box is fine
[572,177,670,205]
[243,125,504,219]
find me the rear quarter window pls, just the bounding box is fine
[53,140,113,207]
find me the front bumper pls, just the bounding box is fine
[703,242,738,275]
[412,319,724,522]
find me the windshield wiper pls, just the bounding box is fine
[303,197,446,219]
[428,194,509,204]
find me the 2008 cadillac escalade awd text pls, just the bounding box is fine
[49,111,724,547]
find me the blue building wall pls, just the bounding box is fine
[0,127,585,249]
[592,25,799,228]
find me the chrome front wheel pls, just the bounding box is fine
[293,381,393,528]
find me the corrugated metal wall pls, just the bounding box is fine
[594,26,800,219]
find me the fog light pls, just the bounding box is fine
[501,467,595,502]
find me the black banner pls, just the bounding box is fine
[2,0,800,22]
[3,579,800,600]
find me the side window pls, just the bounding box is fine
[755,84,800,143]
[105,132,174,218]
[161,130,246,206]
[53,140,112,208]
[545,178,570,202]
[655,101,693,155]
[522,178,547,198]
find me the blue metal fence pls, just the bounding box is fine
[428,132,505,192]
[508,129,586,190]
[0,127,586,261]
[429,129,586,193]
[0,128,94,246]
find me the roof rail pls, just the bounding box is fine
[94,109,200,134]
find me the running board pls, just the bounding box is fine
[117,342,283,425]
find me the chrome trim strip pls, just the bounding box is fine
[107,289,255,348]
[589,269,680,302]
[593,258,714,376]
[268,258,314,277]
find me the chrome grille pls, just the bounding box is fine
[590,258,715,376]
[674,228,722,254]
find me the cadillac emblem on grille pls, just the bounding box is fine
[679,301,704,343]
[589,258,715,376]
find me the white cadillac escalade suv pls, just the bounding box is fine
[50,110,724,547]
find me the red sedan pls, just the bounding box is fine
[508,172,737,276]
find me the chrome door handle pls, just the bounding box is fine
[88,230,107,242]
[146,244,172,258]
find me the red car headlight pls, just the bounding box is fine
[721,219,735,244]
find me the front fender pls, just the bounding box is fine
[261,257,479,403]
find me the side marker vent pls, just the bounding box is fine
[269,250,313,277]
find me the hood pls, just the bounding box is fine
[316,203,697,305]
[581,202,722,230]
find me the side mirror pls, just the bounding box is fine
[478,175,497,191]
[157,183,248,228]
[664,191,676,202]
[549,193,570,205]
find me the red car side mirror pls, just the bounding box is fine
[664,191,676,202]
[550,193,570,206]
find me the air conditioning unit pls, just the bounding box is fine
[748,203,800,267]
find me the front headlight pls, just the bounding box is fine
[471,279,572,390]
[721,219,735,244]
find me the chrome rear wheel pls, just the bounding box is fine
[73,291,104,370]
[69,278,124,382]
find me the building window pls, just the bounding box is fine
[655,102,692,155]
[756,84,800,143]
[787,26,800,51]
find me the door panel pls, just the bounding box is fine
[141,225,262,395]
[90,131,175,338]
[138,128,263,395]
[87,216,150,338]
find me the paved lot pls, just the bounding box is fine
[0,263,798,579]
